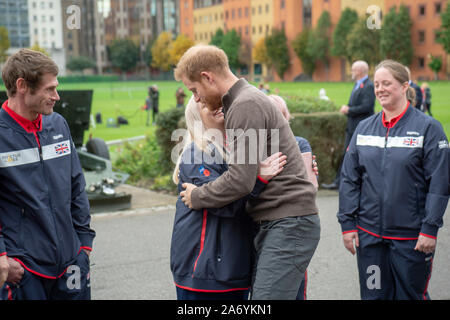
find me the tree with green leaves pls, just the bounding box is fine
[265,28,290,79]
[306,11,332,79]
[428,55,442,80]
[66,56,96,74]
[0,27,10,64]
[380,5,413,66]
[292,28,315,77]
[347,17,381,67]
[220,29,242,71]
[437,1,450,54]
[331,7,358,63]
[108,38,140,77]
[209,28,225,47]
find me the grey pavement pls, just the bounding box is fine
[89,186,450,300]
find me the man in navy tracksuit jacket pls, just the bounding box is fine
[0,49,95,300]
[338,102,449,299]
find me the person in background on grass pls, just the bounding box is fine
[176,87,186,108]
[421,83,432,117]
[144,87,152,126]
[175,45,320,300]
[337,59,448,300]
[150,84,159,124]
[0,49,95,300]
[170,96,287,300]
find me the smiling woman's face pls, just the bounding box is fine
[374,67,408,110]
[198,102,224,132]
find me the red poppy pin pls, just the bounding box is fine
[199,166,210,177]
[360,83,364,89]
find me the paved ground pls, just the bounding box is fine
[89,185,450,300]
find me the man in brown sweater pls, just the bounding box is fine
[174,45,320,300]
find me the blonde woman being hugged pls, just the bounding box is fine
[170,96,286,300]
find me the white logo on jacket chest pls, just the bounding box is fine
[0,148,40,168]
[357,135,424,149]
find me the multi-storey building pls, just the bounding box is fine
[27,0,66,75]
[104,0,179,70]
[180,0,449,81]
[61,0,107,74]
[0,0,30,51]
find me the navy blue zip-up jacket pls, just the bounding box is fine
[0,105,95,279]
[170,142,267,292]
[338,104,449,240]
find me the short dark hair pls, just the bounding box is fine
[2,49,59,97]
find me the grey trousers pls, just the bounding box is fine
[251,214,320,300]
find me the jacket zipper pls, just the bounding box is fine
[380,127,390,237]
[192,209,208,278]
[37,132,61,269]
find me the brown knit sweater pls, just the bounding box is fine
[190,79,318,221]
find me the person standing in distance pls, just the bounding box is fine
[322,61,375,190]
[0,49,95,300]
[174,45,320,300]
[337,59,448,300]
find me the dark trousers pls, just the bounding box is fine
[1,250,91,300]
[176,287,249,300]
[251,215,320,300]
[356,231,434,300]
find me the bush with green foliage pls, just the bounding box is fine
[281,94,339,113]
[289,112,347,185]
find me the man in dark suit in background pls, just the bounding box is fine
[322,60,376,190]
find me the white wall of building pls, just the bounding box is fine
[28,0,66,75]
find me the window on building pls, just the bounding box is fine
[281,0,285,9]
[418,57,425,69]
[435,2,442,14]
[419,4,426,16]
[418,30,425,43]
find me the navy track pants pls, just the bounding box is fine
[356,231,434,300]
[1,250,91,300]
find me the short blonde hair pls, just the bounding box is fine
[172,96,225,184]
[174,45,229,82]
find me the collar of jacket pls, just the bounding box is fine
[1,100,42,133]
[221,78,249,117]
[0,104,50,136]
[381,101,412,129]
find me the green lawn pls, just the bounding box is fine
[1,80,449,142]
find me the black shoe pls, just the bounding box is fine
[321,182,339,190]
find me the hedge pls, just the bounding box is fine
[290,112,347,185]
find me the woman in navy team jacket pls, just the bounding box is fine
[170,96,286,300]
[338,60,449,300]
